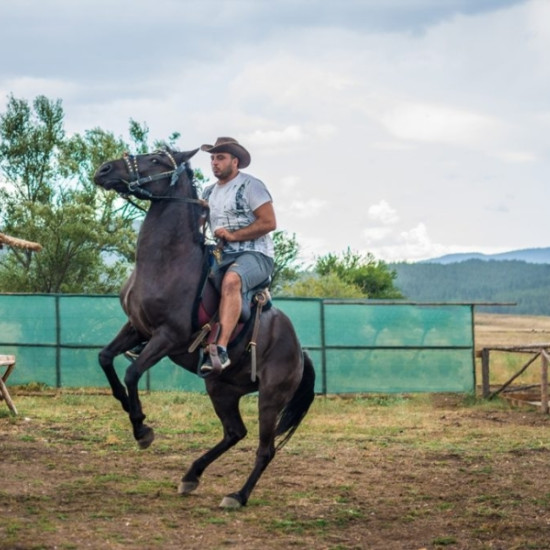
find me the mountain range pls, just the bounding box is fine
[390,247,550,315]
[423,247,550,265]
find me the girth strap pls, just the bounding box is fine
[248,289,270,382]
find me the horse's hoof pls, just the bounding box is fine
[137,427,155,449]
[219,495,243,509]
[178,480,199,494]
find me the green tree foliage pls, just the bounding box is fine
[271,230,301,292]
[280,272,365,298]
[280,247,403,298]
[0,95,305,295]
[313,248,403,298]
[0,95,139,292]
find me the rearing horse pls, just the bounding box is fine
[93,147,315,508]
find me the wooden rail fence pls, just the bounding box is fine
[480,344,549,414]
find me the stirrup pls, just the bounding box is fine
[124,342,147,361]
[200,345,231,374]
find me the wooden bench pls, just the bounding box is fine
[0,354,17,415]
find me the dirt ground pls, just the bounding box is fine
[1,390,550,550]
[2,313,550,550]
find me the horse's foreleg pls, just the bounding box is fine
[99,348,129,412]
[99,322,142,413]
[123,335,174,449]
[179,389,247,494]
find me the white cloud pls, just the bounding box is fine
[492,150,538,163]
[1,0,548,264]
[247,126,305,147]
[286,198,328,219]
[376,101,502,147]
[279,175,301,192]
[399,223,436,249]
[368,200,399,225]
[0,77,80,102]
[364,226,393,243]
[231,53,355,109]
[366,223,451,262]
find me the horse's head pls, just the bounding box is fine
[94,147,199,201]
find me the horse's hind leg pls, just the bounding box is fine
[179,386,247,495]
[220,392,285,509]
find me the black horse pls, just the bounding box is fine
[93,147,315,508]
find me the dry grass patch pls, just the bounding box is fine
[5,389,549,549]
[475,312,550,387]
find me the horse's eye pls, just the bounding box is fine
[151,158,159,165]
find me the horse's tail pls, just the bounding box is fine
[275,350,316,450]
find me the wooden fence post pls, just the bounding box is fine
[481,348,490,398]
[541,350,549,415]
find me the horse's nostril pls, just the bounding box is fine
[98,164,112,176]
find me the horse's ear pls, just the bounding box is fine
[182,148,200,162]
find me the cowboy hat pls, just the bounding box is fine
[200,137,251,168]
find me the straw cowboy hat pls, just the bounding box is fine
[200,137,251,169]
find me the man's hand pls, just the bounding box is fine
[213,202,276,243]
[214,227,235,242]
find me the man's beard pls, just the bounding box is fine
[215,165,234,181]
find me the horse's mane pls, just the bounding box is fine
[162,146,204,246]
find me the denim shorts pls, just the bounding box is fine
[211,252,274,294]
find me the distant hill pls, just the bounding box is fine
[390,257,550,316]
[424,247,550,265]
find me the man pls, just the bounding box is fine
[199,137,276,373]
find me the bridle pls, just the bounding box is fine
[120,149,204,207]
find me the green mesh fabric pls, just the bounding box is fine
[0,295,475,393]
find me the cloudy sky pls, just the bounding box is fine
[1,0,548,264]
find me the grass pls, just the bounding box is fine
[2,313,550,549]
[2,388,550,549]
[475,312,550,386]
[5,388,545,457]
[13,386,546,464]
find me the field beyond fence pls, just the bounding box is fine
[475,312,550,390]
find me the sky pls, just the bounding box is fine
[0,0,548,265]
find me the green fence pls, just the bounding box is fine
[0,294,476,394]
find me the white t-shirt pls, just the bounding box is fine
[203,172,274,258]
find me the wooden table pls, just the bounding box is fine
[0,354,17,415]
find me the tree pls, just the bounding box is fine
[3,94,353,297]
[271,230,302,293]
[279,272,365,298]
[281,247,403,298]
[315,248,403,298]
[0,95,137,292]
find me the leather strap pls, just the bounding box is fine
[249,289,270,382]
[208,342,224,375]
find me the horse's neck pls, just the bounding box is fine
[136,201,202,264]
